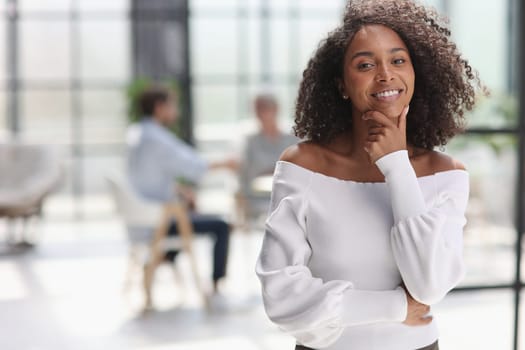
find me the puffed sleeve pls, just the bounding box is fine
[376,150,468,305]
[256,162,408,349]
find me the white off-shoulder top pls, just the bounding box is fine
[256,150,469,350]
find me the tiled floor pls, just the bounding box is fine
[0,198,522,350]
[0,215,294,350]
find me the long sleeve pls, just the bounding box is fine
[256,163,408,349]
[163,135,208,183]
[376,150,469,305]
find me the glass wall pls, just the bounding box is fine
[439,0,522,348]
[15,2,130,143]
[0,0,131,217]
[443,0,520,289]
[189,0,345,153]
[449,0,516,128]
[0,5,6,138]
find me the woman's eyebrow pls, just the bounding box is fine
[390,47,408,54]
[350,51,373,61]
[350,47,408,61]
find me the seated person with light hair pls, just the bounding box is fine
[237,93,298,226]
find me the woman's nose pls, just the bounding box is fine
[375,64,394,82]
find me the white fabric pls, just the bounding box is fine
[0,143,61,208]
[256,150,469,350]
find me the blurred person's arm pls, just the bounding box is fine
[239,136,256,196]
[163,136,209,184]
[209,158,238,171]
[164,135,238,184]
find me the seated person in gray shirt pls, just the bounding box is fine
[127,86,235,297]
[237,94,298,224]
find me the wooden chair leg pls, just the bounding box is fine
[167,204,209,310]
[140,203,208,311]
[142,207,172,311]
[123,247,140,294]
[143,253,163,310]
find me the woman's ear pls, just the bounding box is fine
[337,78,349,100]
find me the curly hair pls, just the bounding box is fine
[294,0,484,149]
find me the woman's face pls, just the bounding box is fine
[341,24,415,119]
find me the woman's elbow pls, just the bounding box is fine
[408,263,466,305]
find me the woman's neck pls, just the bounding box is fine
[326,116,418,164]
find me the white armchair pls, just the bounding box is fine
[0,142,62,245]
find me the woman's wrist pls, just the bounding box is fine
[375,150,427,222]
[374,149,410,176]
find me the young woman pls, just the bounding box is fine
[256,1,484,349]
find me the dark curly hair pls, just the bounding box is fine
[294,0,485,149]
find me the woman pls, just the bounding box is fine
[256,1,484,349]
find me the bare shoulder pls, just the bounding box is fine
[422,149,467,173]
[279,141,326,171]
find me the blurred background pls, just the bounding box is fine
[0,0,523,349]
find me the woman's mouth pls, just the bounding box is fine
[371,89,403,102]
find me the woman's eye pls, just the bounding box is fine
[357,63,374,70]
[393,58,406,65]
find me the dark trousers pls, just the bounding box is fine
[295,340,439,350]
[167,214,230,282]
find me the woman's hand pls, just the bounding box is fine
[403,289,433,326]
[363,105,409,163]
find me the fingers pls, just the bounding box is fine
[363,108,408,163]
[366,123,385,146]
[404,292,433,327]
[363,106,409,130]
[416,316,433,326]
[404,315,434,326]
[367,126,385,135]
[412,300,431,314]
[397,105,409,130]
[363,111,396,128]
[423,315,433,324]
[364,143,371,157]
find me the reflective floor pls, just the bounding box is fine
[0,194,522,350]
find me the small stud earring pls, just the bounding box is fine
[342,95,349,100]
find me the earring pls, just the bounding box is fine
[342,95,349,100]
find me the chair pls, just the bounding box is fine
[0,143,62,246]
[105,172,206,310]
[235,174,273,233]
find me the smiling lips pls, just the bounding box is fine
[371,89,403,102]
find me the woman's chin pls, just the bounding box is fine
[357,104,404,119]
[374,104,405,119]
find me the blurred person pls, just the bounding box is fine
[126,85,235,309]
[237,93,297,227]
[256,0,485,349]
